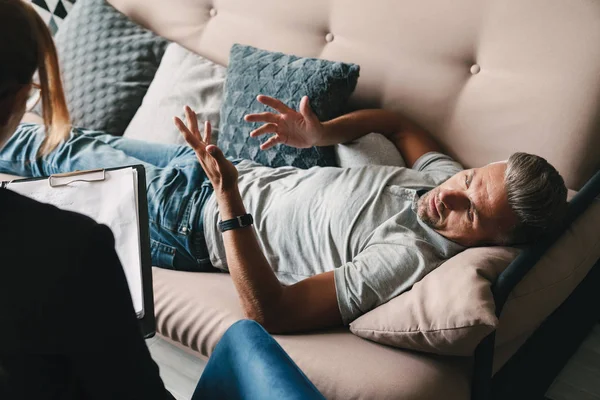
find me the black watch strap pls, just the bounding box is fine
[218,213,253,232]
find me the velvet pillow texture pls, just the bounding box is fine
[124,43,227,145]
[49,0,168,135]
[218,44,360,169]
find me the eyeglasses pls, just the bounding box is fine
[26,83,41,112]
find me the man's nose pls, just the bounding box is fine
[439,189,470,211]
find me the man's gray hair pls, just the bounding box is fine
[504,152,568,244]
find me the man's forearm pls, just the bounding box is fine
[316,109,407,146]
[215,189,284,327]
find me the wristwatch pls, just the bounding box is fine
[218,213,254,232]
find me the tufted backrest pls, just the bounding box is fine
[108,0,600,189]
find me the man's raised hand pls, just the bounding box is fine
[244,95,325,150]
[174,106,239,194]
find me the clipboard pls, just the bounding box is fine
[1,165,156,338]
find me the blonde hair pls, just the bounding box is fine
[0,0,70,155]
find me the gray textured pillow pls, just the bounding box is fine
[52,0,168,135]
[124,43,227,145]
[218,44,360,169]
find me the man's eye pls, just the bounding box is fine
[467,207,474,222]
[465,174,470,188]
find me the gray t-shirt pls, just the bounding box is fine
[203,152,465,324]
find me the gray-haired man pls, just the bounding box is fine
[2,95,568,334]
[173,95,568,332]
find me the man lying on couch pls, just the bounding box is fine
[1,95,567,333]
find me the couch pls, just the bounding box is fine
[6,0,600,399]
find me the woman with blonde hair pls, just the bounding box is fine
[0,1,170,398]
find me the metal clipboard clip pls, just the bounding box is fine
[49,168,106,188]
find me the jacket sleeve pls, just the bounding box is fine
[66,223,168,400]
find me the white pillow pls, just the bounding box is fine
[124,43,227,145]
[335,133,406,168]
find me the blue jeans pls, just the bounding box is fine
[192,320,325,400]
[0,123,220,272]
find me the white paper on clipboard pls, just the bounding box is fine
[6,167,145,318]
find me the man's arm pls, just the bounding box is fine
[175,106,343,334]
[217,189,342,333]
[319,109,442,168]
[245,95,443,168]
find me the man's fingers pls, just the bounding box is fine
[174,116,195,143]
[205,145,228,172]
[250,123,278,138]
[260,135,281,150]
[174,116,203,150]
[203,121,212,144]
[299,96,317,121]
[184,106,200,137]
[257,95,292,114]
[244,112,279,123]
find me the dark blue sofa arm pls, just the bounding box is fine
[192,320,325,400]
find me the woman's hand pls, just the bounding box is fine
[174,106,239,195]
[244,95,325,150]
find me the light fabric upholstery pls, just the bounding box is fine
[335,133,407,168]
[350,197,600,355]
[104,0,600,397]
[108,0,600,189]
[153,268,472,400]
[124,43,227,145]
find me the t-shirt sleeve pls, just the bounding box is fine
[333,243,434,325]
[412,151,464,185]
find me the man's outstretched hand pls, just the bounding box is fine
[244,95,325,150]
[174,106,239,195]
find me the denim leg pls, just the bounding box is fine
[84,129,196,168]
[192,320,325,400]
[0,123,214,271]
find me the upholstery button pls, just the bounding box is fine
[325,32,334,42]
[209,8,217,17]
[470,64,481,74]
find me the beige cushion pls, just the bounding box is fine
[108,0,600,189]
[350,247,517,356]
[153,268,472,400]
[124,42,227,145]
[350,197,600,355]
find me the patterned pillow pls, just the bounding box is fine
[49,0,168,135]
[28,0,76,35]
[218,44,360,169]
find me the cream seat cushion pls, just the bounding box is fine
[153,268,472,400]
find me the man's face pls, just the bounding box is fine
[416,162,518,247]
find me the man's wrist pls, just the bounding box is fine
[314,121,333,147]
[215,187,247,220]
